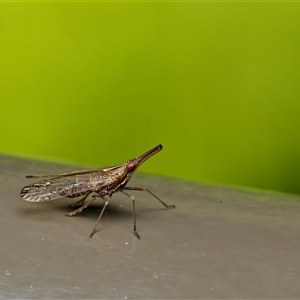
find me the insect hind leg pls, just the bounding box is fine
[68,193,91,208]
[65,194,97,217]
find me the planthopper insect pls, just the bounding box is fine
[20,144,175,239]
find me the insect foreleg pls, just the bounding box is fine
[123,187,176,209]
[120,189,141,240]
[89,193,113,239]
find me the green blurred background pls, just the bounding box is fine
[1,3,300,195]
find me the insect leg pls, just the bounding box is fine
[123,187,176,209]
[89,194,112,239]
[65,195,98,217]
[68,193,91,208]
[120,189,141,240]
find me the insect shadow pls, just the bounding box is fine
[61,199,133,222]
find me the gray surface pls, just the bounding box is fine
[1,154,300,299]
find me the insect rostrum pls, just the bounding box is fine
[20,144,175,239]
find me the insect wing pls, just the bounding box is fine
[20,169,118,202]
[25,167,113,178]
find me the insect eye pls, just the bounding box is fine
[126,162,136,172]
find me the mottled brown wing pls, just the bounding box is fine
[20,169,117,202]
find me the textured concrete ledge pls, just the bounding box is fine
[1,154,300,299]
